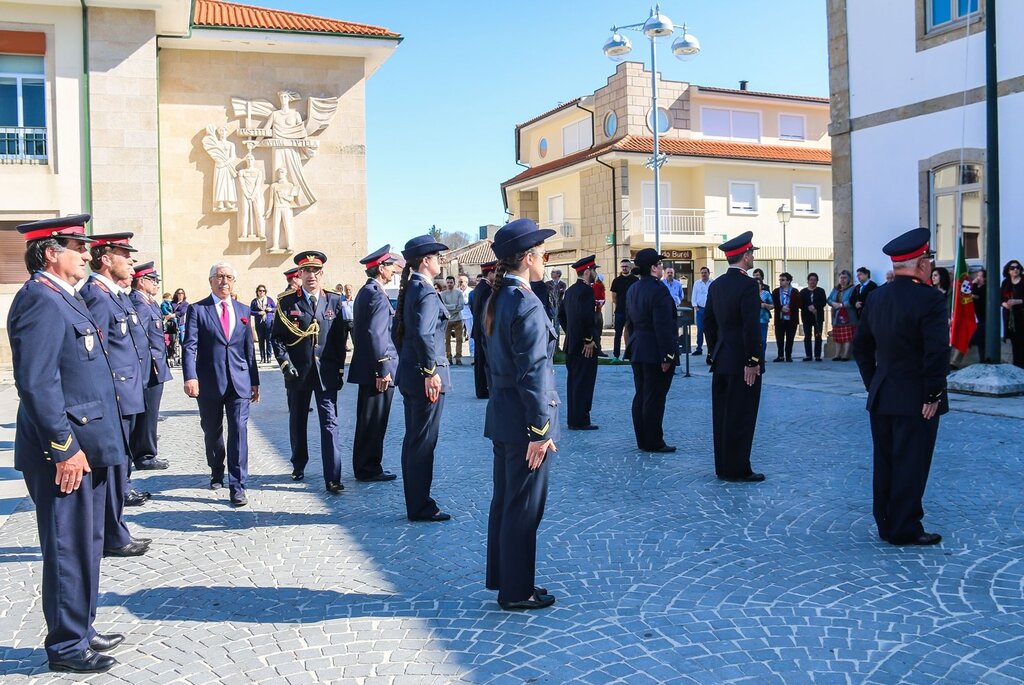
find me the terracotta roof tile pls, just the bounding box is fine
[516,98,583,129]
[502,136,830,187]
[696,85,829,104]
[445,239,495,267]
[193,0,400,39]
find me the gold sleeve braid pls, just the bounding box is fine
[277,314,320,348]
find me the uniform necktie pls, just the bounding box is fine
[220,301,230,338]
[309,294,317,313]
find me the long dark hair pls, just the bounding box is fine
[393,257,424,347]
[483,245,538,336]
[931,266,951,292]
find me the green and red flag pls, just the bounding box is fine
[950,233,976,354]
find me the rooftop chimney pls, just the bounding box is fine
[739,80,749,91]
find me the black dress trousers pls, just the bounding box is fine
[129,382,164,462]
[473,338,489,399]
[486,438,551,603]
[400,390,444,519]
[630,362,674,450]
[870,412,939,542]
[711,372,762,478]
[565,352,597,428]
[352,384,394,480]
[103,416,134,549]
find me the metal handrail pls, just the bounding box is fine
[0,126,47,163]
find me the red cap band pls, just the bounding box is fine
[92,237,132,247]
[365,253,394,269]
[481,264,497,273]
[889,244,930,261]
[574,259,596,273]
[296,256,323,268]
[22,225,87,242]
[723,241,753,258]
[134,266,156,278]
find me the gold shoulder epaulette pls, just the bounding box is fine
[277,289,295,300]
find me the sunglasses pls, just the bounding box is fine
[1010,265,1022,271]
[530,249,550,264]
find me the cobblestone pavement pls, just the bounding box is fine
[1,361,1023,684]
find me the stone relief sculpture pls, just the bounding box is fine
[266,167,298,253]
[236,153,266,241]
[202,125,238,212]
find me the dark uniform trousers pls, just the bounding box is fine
[287,378,341,485]
[352,384,394,480]
[711,372,762,478]
[103,417,135,549]
[129,383,164,462]
[565,352,597,427]
[870,413,939,542]
[631,363,674,450]
[198,384,250,493]
[400,390,444,519]
[23,460,109,660]
[486,439,550,603]
[473,342,489,399]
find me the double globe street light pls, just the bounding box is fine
[603,5,700,254]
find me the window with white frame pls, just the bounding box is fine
[779,114,806,141]
[932,162,982,262]
[728,181,758,215]
[702,107,760,142]
[562,118,592,156]
[927,0,980,32]
[792,185,820,216]
[0,54,46,162]
[547,194,564,225]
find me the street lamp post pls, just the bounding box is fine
[603,5,700,255]
[777,204,792,273]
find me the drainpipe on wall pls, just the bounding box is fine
[595,156,617,268]
[983,0,1001,364]
[155,46,164,275]
[80,0,93,224]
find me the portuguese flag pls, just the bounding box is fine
[950,234,977,354]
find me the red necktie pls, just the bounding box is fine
[220,301,231,338]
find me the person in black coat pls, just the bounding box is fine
[482,218,559,611]
[9,216,130,674]
[272,251,348,493]
[703,231,765,482]
[850,266,878,316]
[558,255,600,430]
[853,228,948,546]
[624,248,678,453]
[347,246,400,482]
[799,273,828,361]
[128,262,173,471]
[394,235,452,522]
[471,261,497,399]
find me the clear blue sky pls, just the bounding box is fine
[245,1,829,249]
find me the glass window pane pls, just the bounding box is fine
[961,163,982,185]
[794,186,818,214]
[933,164,957,189]
[578,119,593,149]
[0,77,17,126]
[702,108,730,137]
[732,111,760,141]
[647,108,669,134]
[957,0,979,18]
[22,79,45,127]
[0,55,44,74]
[730,182,756,211]
[604,111,617,138]
[932,0,952,26]
[563,123,579,155]
[962,190,982,260]
[779,114,804,140]
[934,193,956,262]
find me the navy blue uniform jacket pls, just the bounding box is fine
[852,275,949,416]
[625,276,678,364]
[348,278,398,385]
[703,268,762,373]
[183,296,260,394]
[8,274,127,469]
[395,274,451,393]
[558,280,598,354]
[470,280,491,338]
[129,289,172,386]
[80,275,152,416]
[483,280,560,443]
[272,289,347,392]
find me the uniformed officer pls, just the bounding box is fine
[79,233,154,557]
[348,245,400,482]
[279,266,301,300]
[272,251,347,493]
[128,262,172,471]
[624,248,678,452]
[9,215,128,673]
[470,260,497,399]
[393,234,452,522]
[852,228,948,545]
[482,218,559,611]
[703,232,765,482]
[558,255,600,430]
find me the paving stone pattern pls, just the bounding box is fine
[1,362,1023,684]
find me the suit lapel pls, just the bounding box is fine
[209,299,229,344]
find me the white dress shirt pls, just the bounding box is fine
[211,292,236,338]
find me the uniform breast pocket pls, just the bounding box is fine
[73,322,99,361]
[114,315,129,337]
[112,365,136,384]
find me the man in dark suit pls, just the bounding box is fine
[348,245,400,483]
[850,266,878,316]
[128,262,172,471]
[183,261,260,506]
[771,272,802,362]
[80,233,153,557]
[799,273,828,361]
[853,228,948,546]
[558,255,600,430]
[272,251,347,493]
[9,215,128,673]
[703,231,765,482]
[471,261,497,399]
[625,248,678,453]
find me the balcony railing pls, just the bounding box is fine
[539,219,577,238]
[621,208,718,244]
[0,126,47,164]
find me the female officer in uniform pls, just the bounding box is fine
[393,235,451,522]
[482,218,560,611]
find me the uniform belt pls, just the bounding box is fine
[490,374,518,388]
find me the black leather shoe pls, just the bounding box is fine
[134,457,169,470]
[132,537,152,545]
[720,473,766,482]
[104,540,149,557]
[643,445,677,453]
[803,357,813,362]
[692,349,703,355]
[89,633,125,652]
[499,593,556,611]
[357,471,397,482]
[326,481,344,494]
[291,470,304,481]
[125,491,148,507]
[773,357,785,363]
[49,649,116,673]
[409,511,451,522]
[892,532,942,546]
[230,491,248,507]
[568,424,600,431]
[210,479,223,490]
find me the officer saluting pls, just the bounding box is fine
[625,248,678,452]
[348,245,399,482]
[853,228,948,545]
[558,255,600,430]
[128,262,173,472]
[272,251,348,493]
[703,232,765,482]
[471,260,497,399]
[8,215,128,673]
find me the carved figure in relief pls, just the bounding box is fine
[202,125,238,212]
[266,167,298,253]
[236,153,266,240]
